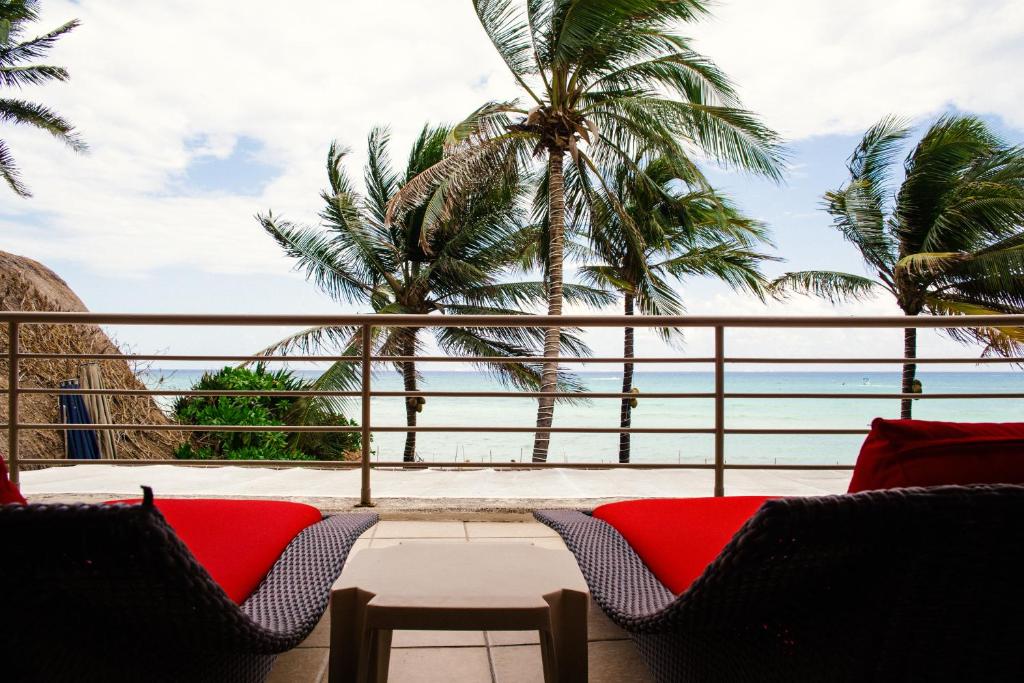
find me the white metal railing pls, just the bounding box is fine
[3,312,1022,505]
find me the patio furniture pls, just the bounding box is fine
[329,543,589,683]
[536,419,1024,682]
[0,486,377,683]
[0,455,26,504]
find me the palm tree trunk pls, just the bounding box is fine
[401,329,418,462]
[532,150,565,462]
[900,324,917,419]
[618,294,635,464]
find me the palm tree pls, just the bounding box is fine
[772,115,1024,418]
[387,0,785,461]
[576,153,774,462]
[258,124,605,461]
[0,0,85,196]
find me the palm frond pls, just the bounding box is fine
[925,295,1024,359]
[896,114,1006,252]
[0,63,67,87]
[0,19,79,67]
[250,324,361,359]
[257,212,376,304]
[0,98,86,151]
[473,0,542,103]
[769,271,882,304]
[363,127,400,225]
[0,138,28,196]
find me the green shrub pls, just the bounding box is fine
[173,364,359,461]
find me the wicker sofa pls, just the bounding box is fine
[0,486,377,682]
[537,419,1024,682]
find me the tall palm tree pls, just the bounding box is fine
[258,124,605,461]
[0,0,85,196]
[576,153,774,462]
[387,0,784,461]
[772,115,1024,418]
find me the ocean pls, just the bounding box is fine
[141,369,1022,466]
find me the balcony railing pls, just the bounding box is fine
[3,312,1023,505]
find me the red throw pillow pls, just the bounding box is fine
[593,496,772,595]
[0,456,27,505]
[848,418,1024,493]
[108,497,322,603]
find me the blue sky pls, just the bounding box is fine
[2,0,1023,367]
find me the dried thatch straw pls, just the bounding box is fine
[0,251,180,463]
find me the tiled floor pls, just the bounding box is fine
[266,520,653,683]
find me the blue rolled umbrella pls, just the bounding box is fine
[60,380,100,460]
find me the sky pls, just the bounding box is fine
[2,0,1023,370]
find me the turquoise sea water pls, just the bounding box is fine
[142,370,1022,466]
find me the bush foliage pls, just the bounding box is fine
[173,364,359,461]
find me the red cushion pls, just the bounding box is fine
[593,496,772,595]
[109,498,322,603]
[0,456,26,505]
[848,418,1024,493]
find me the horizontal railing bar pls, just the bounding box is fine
[724,463,856,470]
[725,392,1024,400]
[17,388,363,398]
[370,390,713,399]
[16,423,868,435]
[16,351,1023,366]
[16,458,363,468]
[20,423,715,434]
[15,352,714,364]
[368,426,715,434]
[2,311,1022,329]
[726,428,868,435]
[368,462,855,471]
[17,353,360,362]
[728,356,1024,364]
[15,387,1023,401]
[15,388,708,400]
[16,458,854,470]
[373,355,714,364]
[20,424,361,432]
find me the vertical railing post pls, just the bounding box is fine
[7,321,19,487]
[713,325,725,497]
[358,324,373,507]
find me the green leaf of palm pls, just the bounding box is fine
[0,9,83,196]
[769,271,881,304]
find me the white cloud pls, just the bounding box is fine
[697,0,1024,138]
[3,0,517,273]
[0,0,1020,352]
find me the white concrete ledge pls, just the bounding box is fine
[21,464,850,500]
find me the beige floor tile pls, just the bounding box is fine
[469,537,538,545]
[527,537,568,550]
[392,629,487,648]
[490,644,545,683]
[348,537,372,557]
[387,646,492,683]
[266,647,329,683]
[298,612,331,648]
[374,521,466,539]
[465,522,559,538]
[588,601,628,641]
[488,599,625,648]
[487,629,540,646]
[370,537,469,548]
[588,640,652,683]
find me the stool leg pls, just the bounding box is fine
[329,588,374,683]
[366,629,393,683]
[539,628,559,683]
[544,589,589,683]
